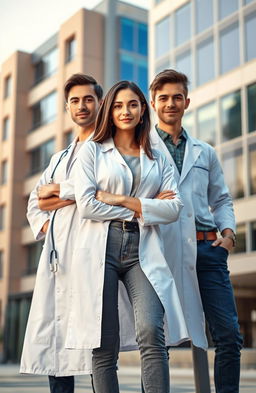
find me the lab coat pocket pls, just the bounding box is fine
[192,166,209,197]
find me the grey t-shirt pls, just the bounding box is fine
[121,155,141,197]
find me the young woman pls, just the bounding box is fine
[65,81,189,393]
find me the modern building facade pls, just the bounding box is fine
[0,1,148,362]
[150,0,256,348]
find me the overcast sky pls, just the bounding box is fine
[0,0,149,67]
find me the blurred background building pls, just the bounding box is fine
[0,0,147,362]
[149,0,256,349]
[0,0,255,365]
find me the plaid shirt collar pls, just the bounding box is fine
[156,125,188,144]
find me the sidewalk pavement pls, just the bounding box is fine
[0,364,255,392]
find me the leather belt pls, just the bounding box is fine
[196,231,217,241]
[110,220,139,232]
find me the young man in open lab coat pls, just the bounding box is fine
[20,74,103,393]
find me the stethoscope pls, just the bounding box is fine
[49,145,72,273]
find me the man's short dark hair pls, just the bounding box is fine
[64,73,103,101]
[150,69,189,101]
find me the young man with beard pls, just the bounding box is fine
[149,69,243,393]
[20,74,103,393]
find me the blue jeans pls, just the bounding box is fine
[196,241,243,393]
[48,376,74,393]
[92,222,169,393]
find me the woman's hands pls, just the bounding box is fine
[96,190,142,215]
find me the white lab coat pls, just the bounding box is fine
[65,138,191,352]
[150,127,236,350]
[20,139,93,376]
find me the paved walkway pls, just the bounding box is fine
[0,365,255,392]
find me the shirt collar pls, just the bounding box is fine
[156,125,187,143]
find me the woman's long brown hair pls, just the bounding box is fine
[93,81,153,159]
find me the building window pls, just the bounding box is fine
[138,23,148,56]
[155,16,170,58]
[121,18,134,52]
[251,221,256,251]
[175,2,191,47]
[1,161,8,185]
[0,205,5,231]
[66,36,76,63]
[29,139,55,176]
[26,241,43,275]
[196,37,215,86]
[176,50,192,87]
[0,251,3,279]
[2,117,10,141]
[34,47,58,84]
[222,148,244,199]
[244,0,254,4]
[120,18,148,56]
[31,91,57,130]
[249,143,256,195]
[233,223,246,254]
[197,101,217,146]
[183,111,194,136]
[4,75,12,98]
[120,55,148,96]
[247,83,256,133]
[245,11,256,62]
[219,0,238,20]
[195,0,213,33]
[220,22,240,74]
[221,90,241,142]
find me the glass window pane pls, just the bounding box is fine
[0,206,5,231]
[1,161,8,185]
[251,221,256,251]
[197,101,217,145]
[221,90,241,141]
[155,16,170,58]
[196,0,213,33]
[233,223,246,254]
[219,0,238,20]
[66,37,76,63]
[120,54,134,80]
[42,139,55,170]
[176,50,192,87]
[175,3,191,47]
[244,0,254,4]
[120,18,134,52]
[32,91,57,129]
[183,111,195,136]
[4,75,11,98]
[197,37,214,86]
[138,61,148,97]
[249,144,256,195]
[245,11,256,62]
[222,148,244,199]
[3,117,10,141]
[220,23,240,74]
[247,83,256,132]
[155,60,170,75]
[138,23,148,56]
[35,47,58,84]
[0,251,3,279]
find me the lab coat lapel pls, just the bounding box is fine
[150,127,180,181]
[179,135,202,185]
